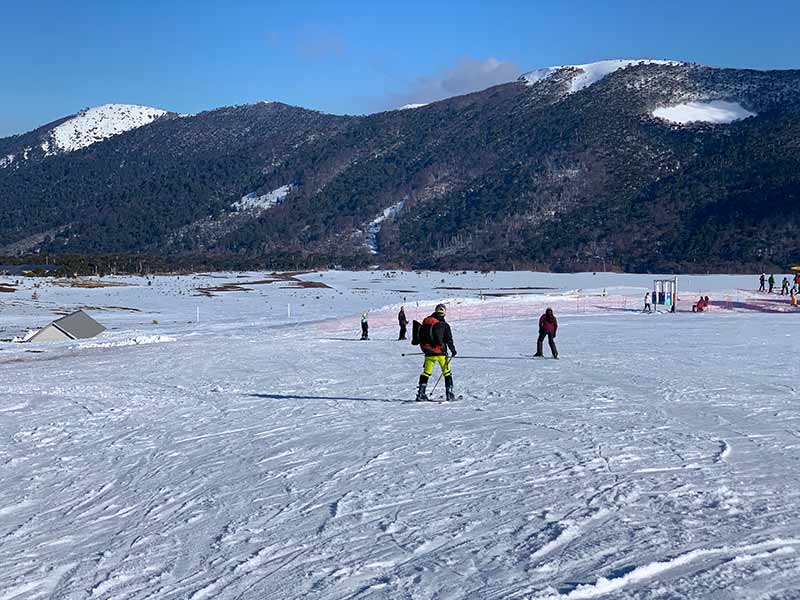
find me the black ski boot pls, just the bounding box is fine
[415,383,429,402]
[445,375,456,402]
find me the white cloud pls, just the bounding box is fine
[385,57,521,109]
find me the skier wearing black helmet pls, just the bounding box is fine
[413,303,457,402]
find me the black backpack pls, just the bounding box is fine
[411,320,421,345]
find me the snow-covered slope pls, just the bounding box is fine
[48,104,168,153]
[653,100,756,125]
[2,271,800,598]
[364,200,405,253]
[520,59,683,92]
[232,184,293,212]
[397,103,428,110]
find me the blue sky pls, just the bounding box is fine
[2,0,799,137]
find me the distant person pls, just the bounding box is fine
[643,292,652,313]
[692,296,708,313]
[768,274,775,293]
[792,290,798,308]
[781,277,790,295]
[414,304,457,402]
[398,306,408,340]
[534,307,558,359]
[759,273,766,292]
[360,312,369,340]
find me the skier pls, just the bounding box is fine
[534,307,558,359]
[643,292,652,313]
[781,277,790,295]
[360,312,369,340]
[415,304,457,402]
[398,306,408,340]
[759,273,766,292]
[768,274,775,293]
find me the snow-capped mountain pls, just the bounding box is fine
[47,104,169,153]
[520,59,683,92]
[2,60,800,272]
[0,103,171,168]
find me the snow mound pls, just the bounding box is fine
[79,335,176,349]
[11,329,39,343]
[520,59,682,93]
[233,185,292,212]
[653,100,756,125]
[50,104,168,153]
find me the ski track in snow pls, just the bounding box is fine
[1,271,800,599]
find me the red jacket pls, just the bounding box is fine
[539,313,558,335]
[420,314,456,356]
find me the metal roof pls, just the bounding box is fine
[28,310,106,342]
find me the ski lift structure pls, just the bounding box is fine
[652,277,678,312]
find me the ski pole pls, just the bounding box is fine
[430,370,445,396]
[441,355,533,360]
[402,353,534,360]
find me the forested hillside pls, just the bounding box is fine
[2,61,799,272]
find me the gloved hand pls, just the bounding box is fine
[450,348,457,357]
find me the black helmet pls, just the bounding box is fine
[435,303,447,315]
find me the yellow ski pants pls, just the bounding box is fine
[422,355,452,378]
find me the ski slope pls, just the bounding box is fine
[1,271,799,599]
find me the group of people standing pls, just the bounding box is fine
[759,272,800,296]
[360,304,558,402]
[758,272,800,307]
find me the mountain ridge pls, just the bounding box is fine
[2,60,800,272]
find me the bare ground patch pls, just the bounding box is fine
[52,279,134,289]
[194,272,331,296]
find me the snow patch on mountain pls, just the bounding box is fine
[521,59,683,93]
[653,100,756,125]
[49,104,168,153]
[365,200,405,253]
[397,103,428,111]
[232,185,292,212]
[0,154,14,169]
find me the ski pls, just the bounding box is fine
[410,395,463,404]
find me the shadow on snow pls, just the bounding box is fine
[247,393,405,404]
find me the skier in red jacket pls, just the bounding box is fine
[414,303,457,402]
[534,307,558,359]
